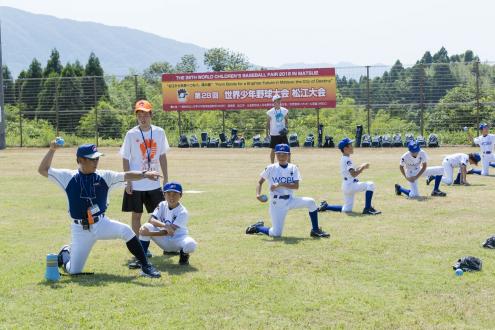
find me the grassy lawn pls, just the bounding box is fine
[1,146,494,329]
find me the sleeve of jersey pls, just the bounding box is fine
[119,132,132,159]
[293,166,301,181]
[47,168,73,191]
[422,151,429,163]
[346,160,354,171]
[399,157,405,167]
[260,167,270,180]
[174,210,189,229]
[151,203,163,220]
[100,170,125,190]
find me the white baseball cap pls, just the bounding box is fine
[272,94,282,102]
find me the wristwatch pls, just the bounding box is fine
[141,170,148,178]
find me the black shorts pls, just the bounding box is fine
[270,135,289,149]
[122,188,164,213]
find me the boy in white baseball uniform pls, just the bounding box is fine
[245,144,330,238]
[139,182,197,266]
[468,123,495,175]
[338,138,381,215]
[395,141,446,198]
[427,153,480,186]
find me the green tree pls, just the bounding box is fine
[176,54,197,73]
[43,49,63,77]
[19,59,43,118]
[57,63,85,130]
[420,51,433,64]
[204,48,250,72]
[143,61,175,83]
[2,65,15,104]
[77,100,124,139]
[83,52,108,110]
[36,72,60,125]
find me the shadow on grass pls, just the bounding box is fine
[150,258,199,275]
[261,236,312,244]
[38,272,160,288]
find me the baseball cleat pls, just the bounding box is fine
[310,227,330,238]
[128,259,142,269]
[179,249,190,266]
[57,245,70,268]
[140,264,161,278]
[318,201,328,212]
[245,221,263,235]
[146,250,153,258]
[394,184,401,196]
[363,207,381,215]
[426,176,434,186]
[431,190,447,197]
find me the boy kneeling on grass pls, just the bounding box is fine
[135,182,197,266]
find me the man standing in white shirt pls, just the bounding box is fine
[121,100,170,250]
[266,95,289,163]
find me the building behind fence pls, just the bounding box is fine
[3,61,495,147]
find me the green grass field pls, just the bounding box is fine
[1,146,495,329]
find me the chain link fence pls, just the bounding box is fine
[3,62,495,147]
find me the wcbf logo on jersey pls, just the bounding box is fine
[481,141,493,146]
[271,176,296,184]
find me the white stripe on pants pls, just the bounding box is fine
[268,196,317,237]
[140,223,197,253]
[66,216,135,274]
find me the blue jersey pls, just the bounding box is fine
[48,168,124,220]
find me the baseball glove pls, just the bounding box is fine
[279,128,288,136]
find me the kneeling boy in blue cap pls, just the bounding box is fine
[138,182,197,266]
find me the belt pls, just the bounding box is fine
[344,178,359,182]
[273,195,290,200]
[483,151,491,154]
[73,215,103,225]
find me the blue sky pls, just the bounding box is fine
[0,0,493,66]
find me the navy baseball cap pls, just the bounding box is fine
[480,123,489,130]
[338,137,354,150]
[473,153,481,163]
[163,182,183,193]
[275,144,290,153]
[76,144,103,159]
[408,141,421,153]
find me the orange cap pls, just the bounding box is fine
[134,100,152,113]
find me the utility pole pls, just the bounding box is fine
[0,22,6,150]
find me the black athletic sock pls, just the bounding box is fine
[126,236,148,266]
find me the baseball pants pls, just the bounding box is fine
[481,153,495,176]
[441,160,459,185]
[65,216,135,274]
[268,196,317,237]
[341,181,375,212]
[406,166,444,197]
[140,223,197,254]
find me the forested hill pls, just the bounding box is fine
[0,6,208,76]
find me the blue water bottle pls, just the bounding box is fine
[45,254,61,281]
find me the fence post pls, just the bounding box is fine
[19,106,23,147]
[419,63,425,136]
[316,108,320,131]
[134,75,139,112]
[93,76,99,146]
[474,60,481,127]
[178,110,182,137]
[222,110,226,133]
[55,92,59,136]
[366,66,371,135]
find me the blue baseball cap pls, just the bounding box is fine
[275,144,290,154]
[76,144,103,159]
[163,182,183,193]
[407,141,421,153]
[480,123,489,130]
[473,153,481,163]
[338,137,354,150]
